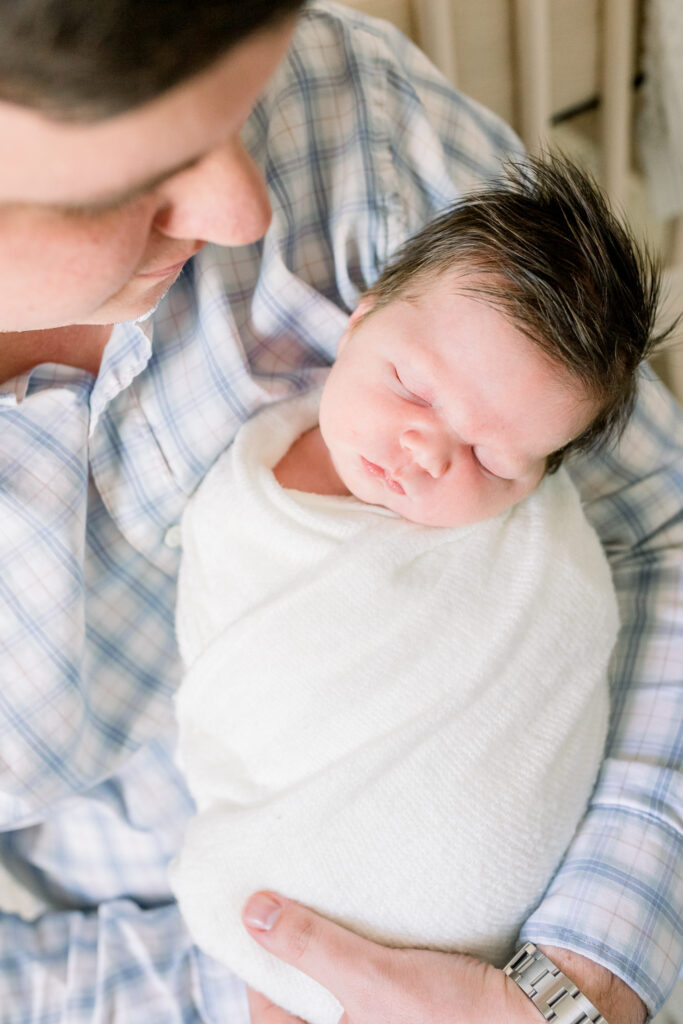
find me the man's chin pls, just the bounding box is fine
[88,275,178,326]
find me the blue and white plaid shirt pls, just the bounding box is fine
[0,4,681,1020]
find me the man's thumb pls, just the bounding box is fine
[242,890,387,1006]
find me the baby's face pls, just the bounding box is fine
[319,274,596,528]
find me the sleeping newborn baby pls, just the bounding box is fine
[170,158,662,1024]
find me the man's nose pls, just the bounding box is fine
[400,428,451,478]
[152,137,272,246]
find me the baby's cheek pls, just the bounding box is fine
[513,472,544,506]
[425,477,516,528]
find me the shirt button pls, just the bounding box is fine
[164,524,182,549]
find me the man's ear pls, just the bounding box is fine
[338,294,375,354]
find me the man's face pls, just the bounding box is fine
[319,274,596,528]
[0,20,295,330]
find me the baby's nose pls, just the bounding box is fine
[400,429,450,478]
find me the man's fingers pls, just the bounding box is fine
[242,895,529,1024]
[242,891,390,1009]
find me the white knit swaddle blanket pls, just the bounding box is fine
[171,389,618,1024]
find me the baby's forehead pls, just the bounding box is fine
[420,281,591,390]
[362,273,589,396]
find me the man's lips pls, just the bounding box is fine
[360,456,405,495]
[137,242,206,279]
[137,258,191,279]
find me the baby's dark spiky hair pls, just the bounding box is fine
[364,154,672,471]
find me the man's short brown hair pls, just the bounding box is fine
[0,0,304,121]
[363,154,672,472]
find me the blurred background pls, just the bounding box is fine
[342,0,683,410]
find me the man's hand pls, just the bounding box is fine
[242,892,541,1024]
[242,892,648,1024]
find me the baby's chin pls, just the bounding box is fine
[350,485,507,529]
[344,482,443,527]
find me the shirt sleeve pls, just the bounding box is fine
[520,371,683,1016]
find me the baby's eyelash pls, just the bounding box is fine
[472,449,499,480]
[393,368,430,406]
[472,448,513,483]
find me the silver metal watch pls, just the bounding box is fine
[503,942,610,1023]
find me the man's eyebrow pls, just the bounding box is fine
[51,153,205,213]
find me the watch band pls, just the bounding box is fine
[503,942,610,1023]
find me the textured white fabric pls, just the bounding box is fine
[171,390,619,1024]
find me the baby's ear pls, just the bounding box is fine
[338,294,375,355]
[348,294,375,326]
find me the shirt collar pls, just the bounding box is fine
[0,314,154,412]
[0,372,30,404]
[88,316,154,434]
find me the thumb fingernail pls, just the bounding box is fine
[243,893,283,931]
